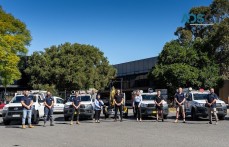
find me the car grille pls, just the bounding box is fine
[216,103,222,107]
[217,108,223,111]
[8,112,23,116]
[69,105,85,108]
[80,109,85,112]
[8,107,23,111]
[148,104,155,107]
[80,105,85,108]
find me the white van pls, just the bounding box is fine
[2,93,45,125]
[52,96,64,113]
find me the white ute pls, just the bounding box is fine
[184,88,227,120]
[64,92,94,120]
[2,92,45,125]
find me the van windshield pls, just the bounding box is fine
[68,96,91,102]
[193,94,208,100]
[10,95,35,103]
[142,95,156,101]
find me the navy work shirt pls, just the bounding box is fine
[21,96,33,110]
[45,97,54,107]
[114,94,123,104]
[73,96,81,107]
[207,93,217,108]
[175,93,185,104]
[156,95,164,104]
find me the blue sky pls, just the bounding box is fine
[0,0,212,64]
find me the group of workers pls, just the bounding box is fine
[132,87,219,125]
[20,87,219,129]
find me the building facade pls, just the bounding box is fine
[113,57,229,103]
[113,57,157,92]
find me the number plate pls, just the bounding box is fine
[12,114,20,117]
[152,111,156,114]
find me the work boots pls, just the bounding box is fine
[22,125,26,129]
[28,124,34,128]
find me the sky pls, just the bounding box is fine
[0,0,212,64]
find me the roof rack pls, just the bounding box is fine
[30,90,47,94]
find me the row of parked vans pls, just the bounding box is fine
[1,88,227,125]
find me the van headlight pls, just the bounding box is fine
[85,104,92,108]
[3,106,8,111]
[221,103,226,107]
[162,103,168,107]
[64,105,70,109]
[141,103,148,107]
[194,102,204,107]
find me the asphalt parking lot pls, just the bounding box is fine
[0,110,229,147]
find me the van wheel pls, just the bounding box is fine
[3,120,10,125]
[191,109,198,120]
[89,115,93,120]
[124,109,128,118]
[163,115,168,119]
[105,114,109,119]
[218,116,225,120]
[32,111,39,124]
[64,116,69,121]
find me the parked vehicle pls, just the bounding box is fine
[184,88,227,120]
[2,92,45,125]
[53,96,64,113]
[64,93,94,121]
[0,100,6,116]
[140,89,169,119]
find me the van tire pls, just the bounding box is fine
[3,120,10,125]
[218,116,225,120]
[64,116,69,121]
[191,109,198,120]
[32,111,39,124]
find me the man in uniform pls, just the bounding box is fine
[21,90,34,129]
[155,90,164,122]
[206,88,218,125]
[71,91,81,125]
[114,89,124,122]
[43,91,54,127]
[174,87,186,123]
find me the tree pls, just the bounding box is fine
[174,0,229,79]
[150,0,228,96]
[25,42,116,91]
[203,18,229,79]
[150,40,222,93]
[0,6,31,92]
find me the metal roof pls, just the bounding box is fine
[113,57,158,77]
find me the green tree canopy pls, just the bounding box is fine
[150,0,228,94]
[174,0,229,79]
[149,0,229,91]
[0,6,31,89]
[151,40,222,92]
[25,42,116,91]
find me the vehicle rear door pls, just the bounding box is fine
[54,98,64,112]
